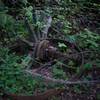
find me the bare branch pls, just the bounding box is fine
[19,38,34,47]
[25,70,100,85]
[24,17,38,42]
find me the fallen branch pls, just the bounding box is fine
[19,38,34,47]
[25,70,100,85]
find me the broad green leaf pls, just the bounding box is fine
[84,63,92,70]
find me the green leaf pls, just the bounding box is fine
[84,63,92,70]
[58,42,67,48]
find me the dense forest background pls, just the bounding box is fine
[0,0,100,100]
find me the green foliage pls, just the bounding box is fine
[58,42,67,52]
[0,0,99,97]
[0,12,15,32]
[97,94,100,100]
[15,20,28,37]
[20,0,28,6]
[84,63,92,70]
[52,62,67,80]
[0,48,39,95]
[76,29,100,49]
[24,6,33,20]
[67,35,77,43]
[73,85,81,93]
[0,48,61,95]
[53,15,72,35]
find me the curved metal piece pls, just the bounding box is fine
[31,38,84,82]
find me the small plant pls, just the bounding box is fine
[76,29,100,50]
[0,48,39,95]
[0,12,15,32]
[58,42,68,52]
[84,63,92,70]
[52,62,67,80]
[53,15,72,35]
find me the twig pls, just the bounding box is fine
[51,27,61,34]
[55,59,76,70]
[24,17,38,42]
[19,38,34,47]
[0,57,6,63]
[36,61,55,72]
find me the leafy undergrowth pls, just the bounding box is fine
[0,0,100,100]
[0,48,64,96]
[0,48,36,95]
